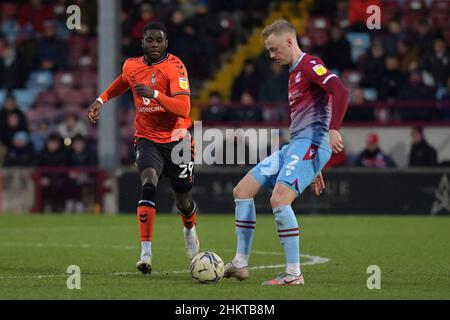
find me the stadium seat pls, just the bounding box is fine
[36,90,59,106]
[25,71,54,91]
[0,89,7,107]
[430,0,450,11]
[1,19,19,44]
[401,13,426,30]
[430,12,450,29]
[12,88,40,110]
[363,88,378,101]
[56,88,89,105]
[403,0,428,12]
[345,32,371,63]
[341,70,362,88]
[307,16,330,30]
[444,29,450,46]
[79,71,97,88]
[54,71,79,88]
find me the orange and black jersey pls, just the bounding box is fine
[98,53,192,144]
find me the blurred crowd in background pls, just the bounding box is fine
[0,0,449,168]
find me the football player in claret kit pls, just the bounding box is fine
[224,19,349,285]
[87,22,199,275]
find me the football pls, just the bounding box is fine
[190,251,224,283]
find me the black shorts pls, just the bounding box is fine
[134,135,195,193]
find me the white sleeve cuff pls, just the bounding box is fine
[153,90,159,99]
[96,97,104,104]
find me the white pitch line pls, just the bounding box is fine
[0,255,329,280]
[0,242,329,280]
[0,242,285,255]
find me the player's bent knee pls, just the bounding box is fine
[233,184,253,199]
[140,168,158,186]
[270,191,290,209]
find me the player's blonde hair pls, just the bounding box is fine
[262,19,296,39]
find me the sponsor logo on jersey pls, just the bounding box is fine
[295,71,302,83]
[179,77,188,90]
[312,64,327,76]
[303,144,318,160]
[138,106,165,113]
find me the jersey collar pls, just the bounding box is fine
[289,52,306,73]
[143,53,169,66]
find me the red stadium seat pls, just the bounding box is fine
[36,90,59,105]
[306,30,329,47]
[401,12,426,30]
[430,0,450,11]
[56,88,88,105]
[443,30,450,46]
[307,16,331,30]
[430,12,450,29]
[79,71,97,88]
[1,2,18,18]
[403,0,428,12]
[54,72,79,88]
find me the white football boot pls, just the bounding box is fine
[184,225,200,259]
[136,254,152,275]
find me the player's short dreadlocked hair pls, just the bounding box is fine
[142,21,168,37]
[262,19,296,39]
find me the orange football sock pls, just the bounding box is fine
[137,206,155,241]
[180,202,197,229]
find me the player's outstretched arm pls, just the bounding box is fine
[87,73,130,124]
[87,100,102,124]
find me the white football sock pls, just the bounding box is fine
[184,225,196,237]
[232,253,249,268]
[141,241,152,259]
[286,263,301,277]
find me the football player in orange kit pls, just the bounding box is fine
[87,22,199,275]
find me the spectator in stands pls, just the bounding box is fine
[382,19,404,56]
[345,87,375,121]
[3,131,35,167]
[360,39,386,90]
[411,18,438,56]
[439,76,450,120]
[57,112,88,140]
[38,132,70,212]
[397,71,436,120]
[258,61,288,102]
[38,133,68,167]
[355,133,396,168]
[0,111,29,150]
[322,24,353,72]
[69,134,97,167]
[0,40,23,89]
[132,3,156,40]
[0,95,29,147]
[231,59,261,101]
[202,91,228,121]
[422,37,450,88]
[409,126,438,167]
[37,20,69,71]
[30,119,53,153]
[397,40,419,73]
[379,55,406,101]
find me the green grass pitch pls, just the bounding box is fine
[0,214,449,299]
